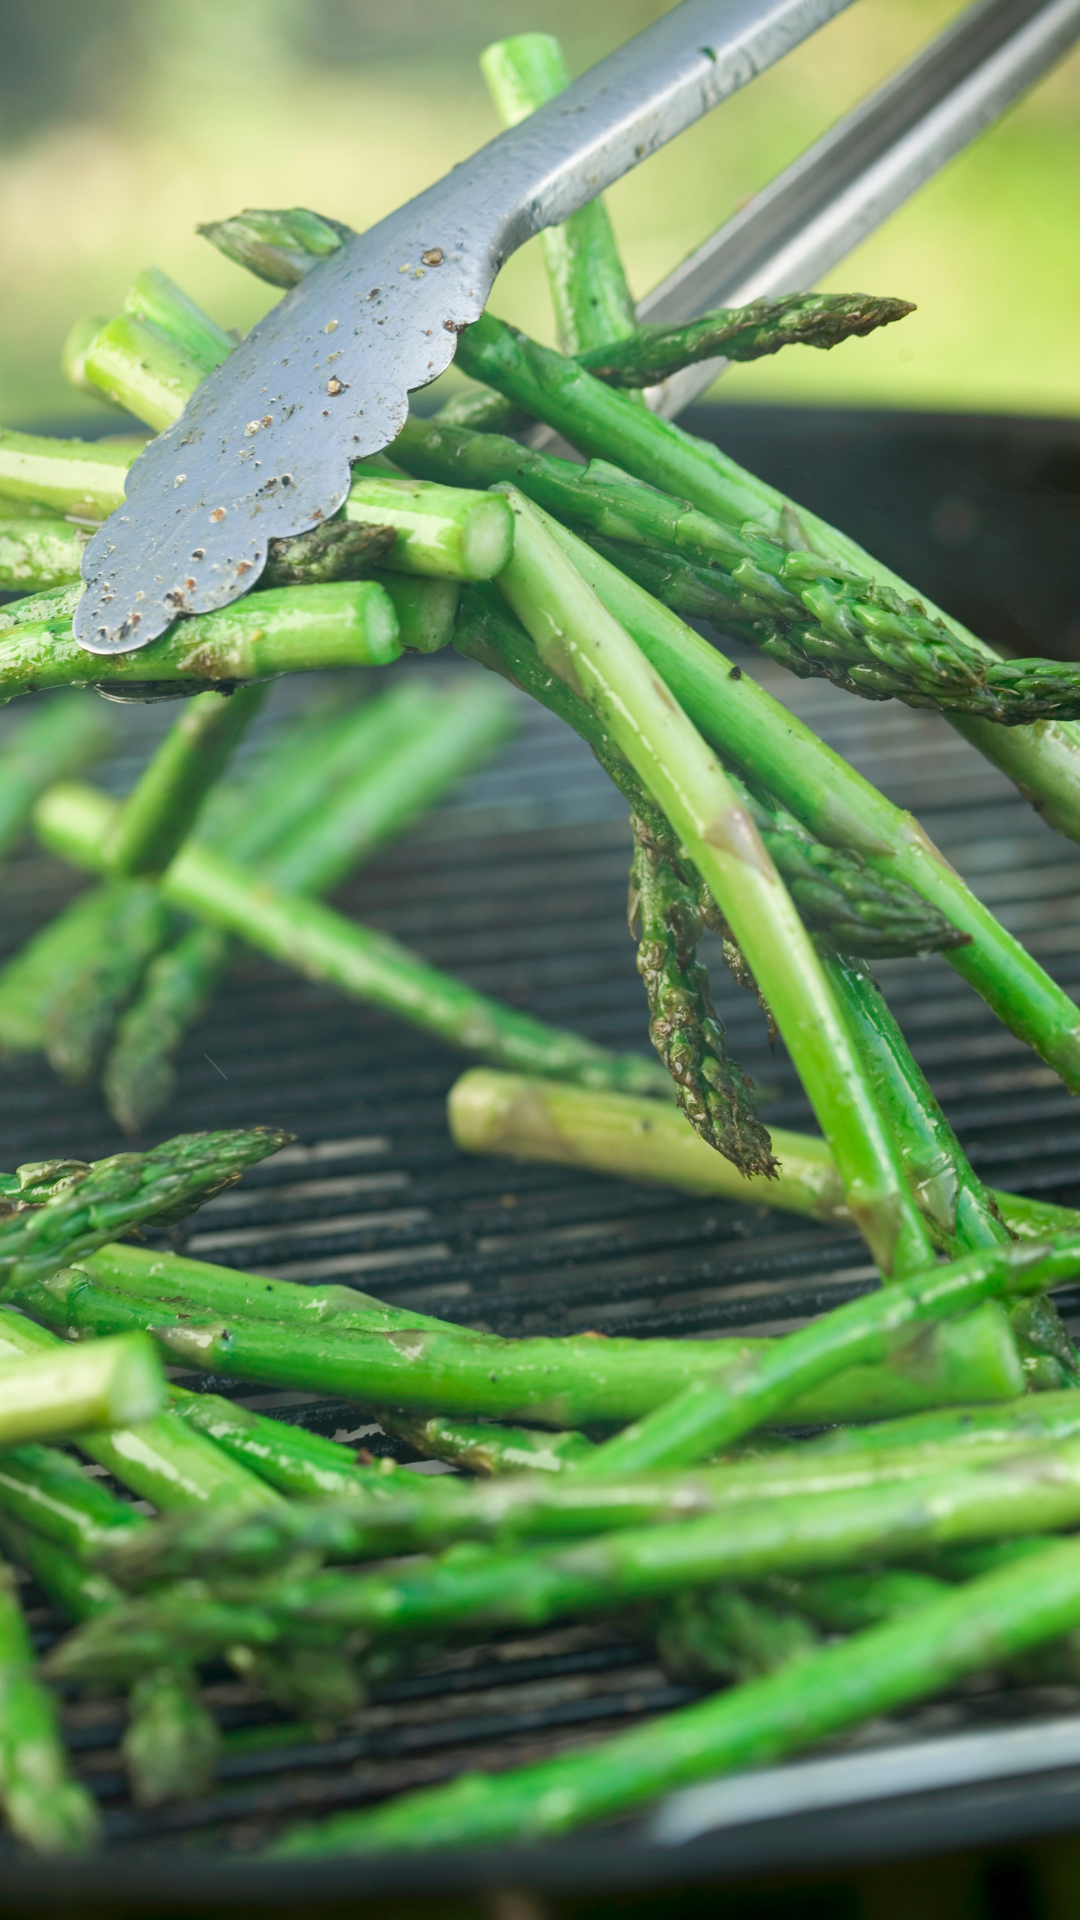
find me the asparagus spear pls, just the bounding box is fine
[0,886,135,1054]
[168,1387,387,1500]
[0,1441,145,1558]
[456,585,966,958]
[0,694,111,864]
[576,292,915,385]
[43,880,172,1086]
[497,488,931,1272]
[20,1258,1024,1427]
[0,1558,101,1853]
[0,1510,124,1624]
[580,1236,1080,1477]
[378,1410,595,1477]
[0,515,89,593]
[0,1125,289,1290]
[0,428,129,519]
[2,579,401,706]
[105,683,268,878]
[656,1583,820,1684]
[343,477,513,581]
[480,34,638,359]
[258,1534,1080,1855]
[122,1667,220,1809]
[81,313,206,430]
[196,206,354,288]
[122,265,234,375]
[50,1437,1080,1683]
[36,780,673,1100]
[101,925,230,1133]
[447,1068,1080,1247]
[0,1335,163,1450]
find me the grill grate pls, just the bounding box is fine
[3,406,1080,1895]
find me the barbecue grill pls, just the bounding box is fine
[2,402,1080,1907]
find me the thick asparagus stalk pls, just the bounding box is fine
[576,292,915,385]
[81,313,206,430]
[0,694,111,863]
[343,477,513,581]
[0,1125,288,1290]
[448,1068,1078,1247]
[20,1259,1024,1427]
[36,780,672,1100]
[122,266,234,375]
[0,1335,162,1449]
[0,515,89,593]
[2,579,401,706]
[0,1440,145,1558]
[0,429,129,520]
[371,573,459,652]
[498,488,930,1272]
[0,1559,101,1853]
[168,1388,385,1500]
[580,1237,1080,1477]
[105,683,268,878]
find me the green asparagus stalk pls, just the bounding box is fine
[655,1583,821,1684]
[0,429,129,520]
[0,1441,145,1559]
[497,487,931,1272]
[247,1535,1080,1852]
[0,886,132,1054]
[104,684,268,878]
[0,1510,124,1624]
[21,1258,1024,1427]
[122,266,234,375]
[378,1409,595,1476]
[0,516,89,593]
[455,586,964,960]
[122,1666,220,1809]
[35,780,672,1099]
[575,292,915,385]
[0,1125,289,1290]
[105,1398,1080,1587]
[0,1558,101,1853]
[61,315,111,398]
[544,520,1080,1093]
[100,925,229,1133]
[447,1068,1079,1249]
[581,1237,1080,1477]
[343,477,513,581]
[371,573,459,652]
[261,519,396,587]
[0,694,111,863]
[0,1334,163,1447]
[2,579,401,707]
[81,313,206,430]
[43,880,172,1086]
[480,34,638,360]
[629,804,775,1174]
[196,206,353,288]
[51,1437,1080,1684]
[167,1387,386,1500]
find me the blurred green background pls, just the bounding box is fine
[1,0,1078,429]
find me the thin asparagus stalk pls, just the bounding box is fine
[581,1237,1080,1478]
[343,477,513,581]
[0,1510,124,1624]
[0,694,111,863]
[0,1125,288,1290]
[122,1667,220,1809]
[0,1558,101,1853]
[0,516,88,593]
[543,520,1080,1094]
[101,925,229,1133]
[480,34,639,359]
[0,885,132,1054]
[122,266,234,376]
[196,206,354,288]
[104,683,268,878]
[0,429,129,520]
[50,1438,1080,1684]
[167,1387,388,1500]
[0,1335,163,1447]
[0,1441,145,1559]
[19,1259,1024,1427]
[576,292,915,385]
[456,586,964,960]
[43,880,172,1086]
[655,1584,821,1684]
[104,1402,1080,1588]
[447,1067,1080,1248]
[2,579,402,706]
[378,1410,595,1476]
[497,488,931,1273]
[35,780,673,1100]
[250,1535,1080,1853]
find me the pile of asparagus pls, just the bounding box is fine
[2,23,1080,1862]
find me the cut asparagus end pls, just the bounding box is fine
[61,315,114,399]
[0,1333,165,1445]
[345,476,514,581]
[372,573,459,652]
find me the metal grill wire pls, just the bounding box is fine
[2,407,1080,1866]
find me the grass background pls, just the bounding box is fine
[0,0,1078,428]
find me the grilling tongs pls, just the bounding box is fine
[75,0,1080,657]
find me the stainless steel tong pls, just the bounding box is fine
[74,0,1080,656]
